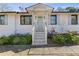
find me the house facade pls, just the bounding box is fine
[0,3,79,45]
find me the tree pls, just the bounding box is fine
[65,7,77,12]
[19,6,25,12]
[77,8,79,12]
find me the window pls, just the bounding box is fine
[50,15,57,25]
[0,15,5,25]
[20,15,32,25]
[37,16,43,22]
[71,15,78,25]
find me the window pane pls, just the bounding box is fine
[20,15,32,25]
[71,15,78,25]
[0,15,5,25]
[29,16,32,24]
[20,16,25,25]
[25,17,29,25]
[50,15,57,25]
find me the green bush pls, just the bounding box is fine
[12,36,21,45]
[72,35,79,44]
[63,34,73,44]
[50,32,79,45]
[25,34,32,44]
[0,34,32,45]
[52,35,66,45]
[12,34,32,45]
[0,36,12,45]
[0,38,4,45]
[20,36,28,45]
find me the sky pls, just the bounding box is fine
[0,3,79,11]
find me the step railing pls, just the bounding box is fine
[45,22,47,44]
[32,22,35,44]
[32,22,47,45]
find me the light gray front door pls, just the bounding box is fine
[35,16,45,32]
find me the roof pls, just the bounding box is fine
[0,11,28,14]
[52,11,79,13]
[0,11,79,14]
[26,3,54,9]
[0,11,16,13]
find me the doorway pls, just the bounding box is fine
[35,16,45,32]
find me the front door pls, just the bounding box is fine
[35,16,45,32]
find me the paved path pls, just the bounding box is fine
[0,45,79,56]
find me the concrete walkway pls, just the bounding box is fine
[0,45,79,56]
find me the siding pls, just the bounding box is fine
[0,14,16,36]
[48,14,79,33]
[15,14,32,34]
[0,13,79,36]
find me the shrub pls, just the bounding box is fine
[52,35,66,45]
[0,36,12,45]
[72,35,79,44]
[0,38,4,45]
[19,36,28,45]
[51,32,79,45]
[0,34,32,45]
[25,34,32,44]
[63,34,73,44]
[12,36,21,45]
[12,34,32,45]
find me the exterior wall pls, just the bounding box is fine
[68,14,79,32]
[15,14,32,34]
[0,13,16,36]
[48,14,61,33]
[0,13,32,37]
[0,13,79,37]
[48,14,79,33]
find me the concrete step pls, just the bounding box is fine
[35,39,45,41]
[34,33,45,35]
[34,37,45,39]
[33,41,46,44]
[34,35,45,37]
[33,31,46,45]
[34,36,45,38]
[32,41,47,45]
[33,40,46,42]
[34,32,45,34]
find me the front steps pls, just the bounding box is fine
[32,32,47,45]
